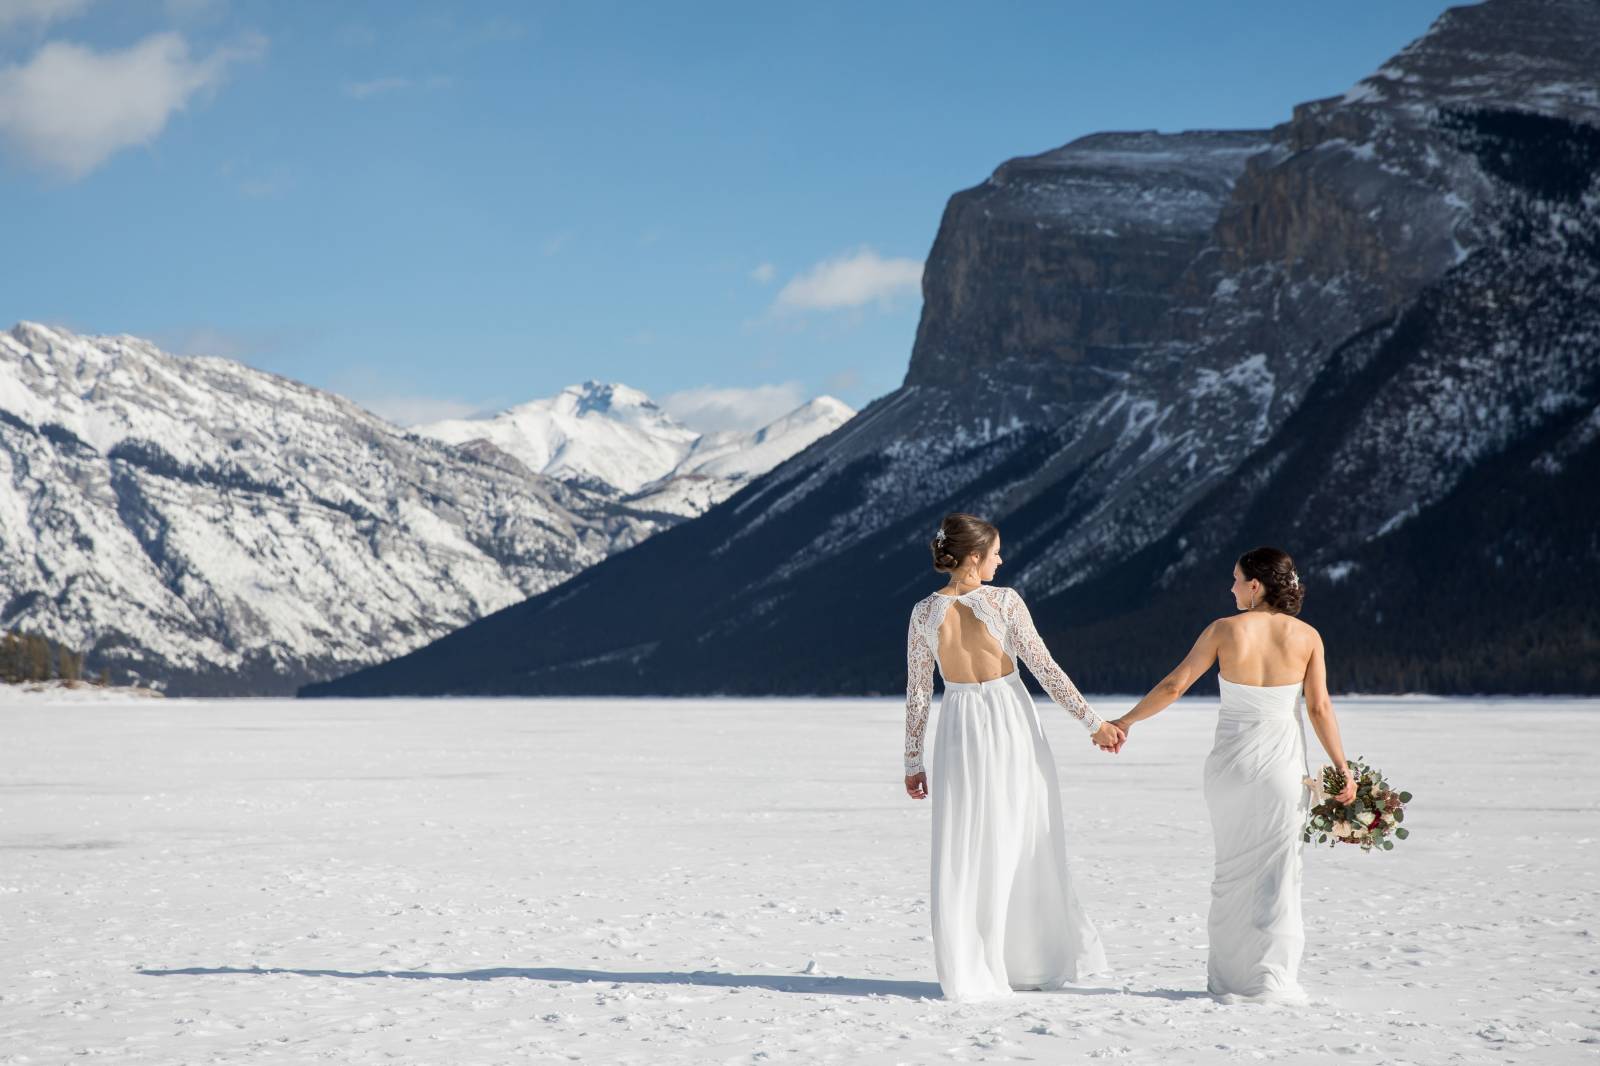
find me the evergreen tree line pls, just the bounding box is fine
[0,630,111,687]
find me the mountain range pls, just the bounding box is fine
[0,324,848,694]
[413,383,853,517]
[304,0,1600,700]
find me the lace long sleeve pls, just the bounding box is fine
[904,603,935,776]
[1005,588,1104,733]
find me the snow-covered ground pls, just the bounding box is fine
[2,693,1596,1064]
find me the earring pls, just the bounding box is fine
[1248,592,1256,609]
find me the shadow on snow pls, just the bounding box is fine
[139,964,1212,1002]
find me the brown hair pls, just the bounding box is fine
[930,512,998,573]
[1237,546,1304,616]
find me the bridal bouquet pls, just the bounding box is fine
[1302,757,1411,852]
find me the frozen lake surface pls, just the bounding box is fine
[3,692,1597,1064]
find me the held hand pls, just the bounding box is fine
[905,771,928,800]
[1090,720,1125,753]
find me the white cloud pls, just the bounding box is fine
[0,0,92,32]
[751,261,776,284]
[774,247,922,313]
[658,382,808,433]
[0,30,265,178]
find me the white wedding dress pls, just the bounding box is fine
[1202,676,1313,1003]
[905,585,1107,1001]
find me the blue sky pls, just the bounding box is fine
[0,1,1458,430]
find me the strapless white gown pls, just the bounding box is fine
[1201,676,1312,1003]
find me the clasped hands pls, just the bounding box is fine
[1091,717,1129,754]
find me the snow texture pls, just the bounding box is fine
[3,693,1596,1064]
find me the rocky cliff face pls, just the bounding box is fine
[906,129,1273,393]
[306,0,1600,699]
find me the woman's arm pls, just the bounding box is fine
[904,606,934,799]
[1303,632,1356,803]
[1111,621,1222,734]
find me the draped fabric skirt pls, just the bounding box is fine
[1201,679,1312,1004]
[928,668,1106,1001]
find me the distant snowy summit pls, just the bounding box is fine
[413,382,855,517]
[0,322,857,694]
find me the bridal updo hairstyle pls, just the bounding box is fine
[1237,546,1304,616]
[930,512,998,573]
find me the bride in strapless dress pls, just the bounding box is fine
[1105,547,1357,1003]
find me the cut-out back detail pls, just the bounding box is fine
[904,585,1103,775]
[938,599,1015,681]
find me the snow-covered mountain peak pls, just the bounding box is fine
[746,395,852,442]
[3,320,391,462]
[416,382,696,494]
[548,380,668,424]
[414,381,855,506]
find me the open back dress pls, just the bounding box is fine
[904,584,1108,1000]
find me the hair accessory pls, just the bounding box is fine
[1288,570,1300,588]
[934,527,947,545]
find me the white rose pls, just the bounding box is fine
[1331,821,1351,837]
[1356,811,1376,826]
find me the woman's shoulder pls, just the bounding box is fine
[973,584,1019,610]
[1212,612,1320,638]
[1286,614,1322,641]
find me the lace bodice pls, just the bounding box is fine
[904,585,1103,775]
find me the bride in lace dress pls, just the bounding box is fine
[904,513,1125,1001]
[1108,547,1357,1003]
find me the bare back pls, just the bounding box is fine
[934,595,1016,683]
[1214,612,1318,687]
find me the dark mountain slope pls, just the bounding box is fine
[304,0,1600,699]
